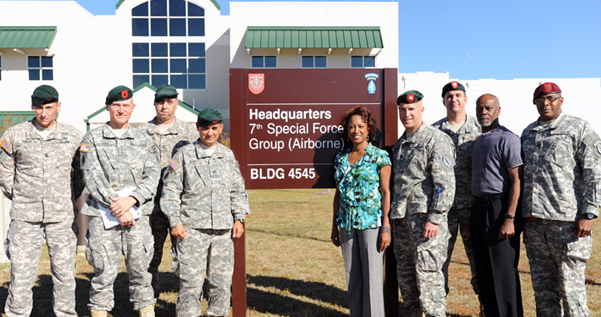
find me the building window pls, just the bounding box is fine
[251,56,277,68]
[132,0,206,89]
[351,56,375,68]
[302,56,326,68]
[132,0,205,37]
[133,42,206,89]
[28,56,53,81]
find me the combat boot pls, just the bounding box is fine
[139,304,155,317]
[90,311,107,317]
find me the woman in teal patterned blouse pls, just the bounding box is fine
[330,106,391,316]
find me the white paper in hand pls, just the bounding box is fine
[99,187,141,229]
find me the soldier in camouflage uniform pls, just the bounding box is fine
[80,86,160,317]
[392,91,456,317]
[161,108,250,317]
[432,81,481,302]
[521,82,601,317]
[137,84,198,298]
[0,85,83,317]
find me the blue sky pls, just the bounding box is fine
[11,0,601,80]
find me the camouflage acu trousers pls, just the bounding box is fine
[442,207,478,295]
[393,214,449,317]
[4,220,77,317]
[524,219,592,317]
[86,215,155,312]
[173,228,234,317]
[148,211,177,298]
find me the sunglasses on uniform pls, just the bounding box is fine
[534,95,561,105]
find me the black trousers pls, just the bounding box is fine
[470,195,523,317]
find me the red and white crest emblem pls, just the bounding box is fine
[451,81,458,89]
[544,84,552,92]
[407,94,415,102]
[249,73,265,95]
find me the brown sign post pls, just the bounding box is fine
[230,68,398,316]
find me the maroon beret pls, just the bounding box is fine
[533,82,561,103]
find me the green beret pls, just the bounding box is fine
[105,85,133,105]
[155,84,178,102]
[197,108,223,127]
[31,85,58,107]
[441,81,466,97]
[397,90,424,105]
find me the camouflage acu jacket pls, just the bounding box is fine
[432,115,481,209]
[521,113,601,221]
[0,120,83,223]
[161,141,250,230]
[137,117,198,212]
[80,124,160,217]
[391,123,456,225]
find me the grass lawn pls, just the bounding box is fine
[1,189,601,316]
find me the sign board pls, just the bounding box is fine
[230,68,398,189]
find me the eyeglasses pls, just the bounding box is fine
[534,95,561,105]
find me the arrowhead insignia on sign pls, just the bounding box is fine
[249,73,265,95]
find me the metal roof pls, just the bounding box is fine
[0,111,35,135]
[245,27,383,49]
[0,27,57,49]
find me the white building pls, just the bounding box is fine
[0,0,399,134]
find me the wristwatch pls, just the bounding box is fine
[505,214,515,220]
[235,218,246,223]
[583,213,597,220]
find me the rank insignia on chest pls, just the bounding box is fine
[170,159,179,171]
[80,144,91,152]
[0,138,12,152]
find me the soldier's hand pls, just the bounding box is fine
[110,196,137,217]
[331,226,341,247]
[573,219,593,237]
[498,218,515,240]
[118,211,136,227]
[423,221,439,238]
[171,225,186,239]
[232,220,245,238]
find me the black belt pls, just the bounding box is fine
[473,193,505,203]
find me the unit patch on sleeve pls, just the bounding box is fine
[170,159,179,171]
[80,144,91,153]
[0,138,12,152]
